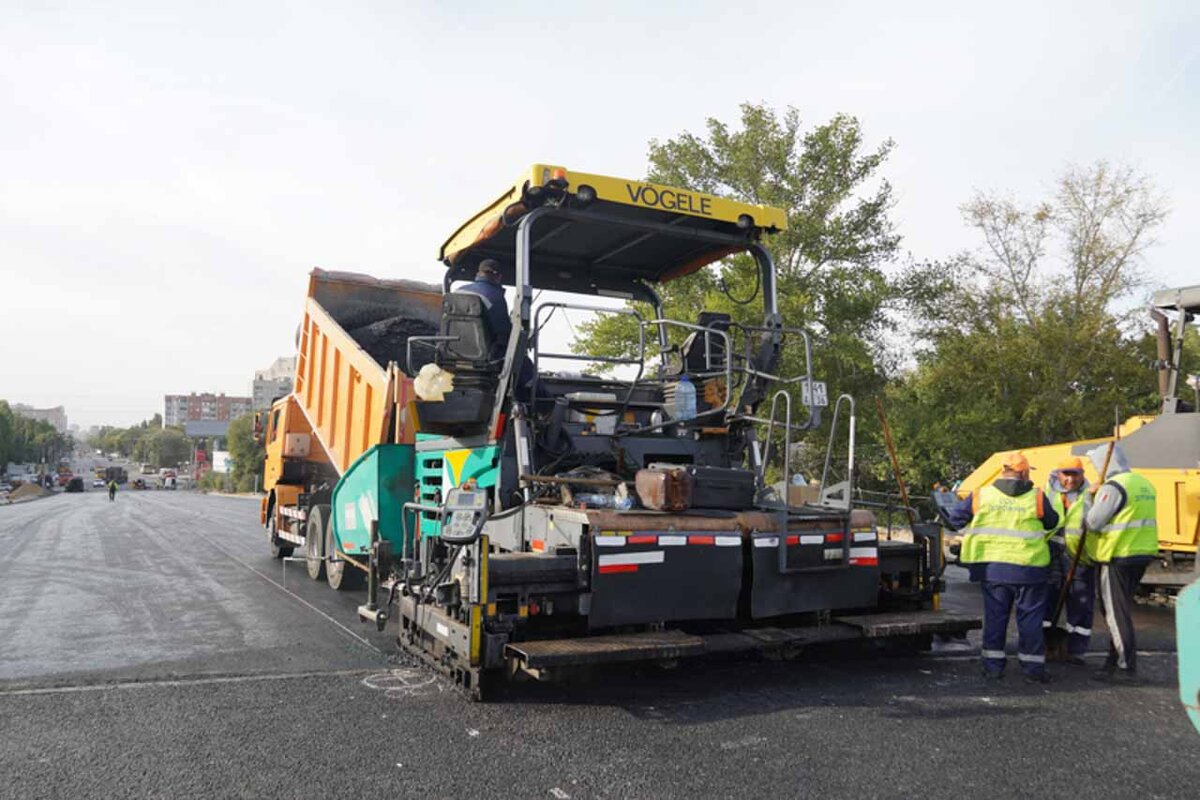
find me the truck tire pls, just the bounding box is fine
[268,516,294,559]
[325,521,363,591]
[306,505,329,581]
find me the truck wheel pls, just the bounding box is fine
[269,517,294,559]
[306,505,329,580]
[325,521,363,591]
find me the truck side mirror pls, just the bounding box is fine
[252,413,264,444]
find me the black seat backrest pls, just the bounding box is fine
[682,311,732,373]
[439,292,493,368]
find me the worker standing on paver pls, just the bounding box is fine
[950,452,1059,683]
[1045,457,1094,664]
[1083,443,1158,684]
[107,479,117,502]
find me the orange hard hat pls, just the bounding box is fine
[1001,451,1033,472]
[1056,456,1084,472]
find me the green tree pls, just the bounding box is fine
[0,402,15,468]
[886,162,1172,489]
[140,428,191,468]
[573,103,902,477]
[227,414,265,493]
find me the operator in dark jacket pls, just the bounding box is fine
[456,259,533,399]
[457,259,512,361]
[949,452,1059,682]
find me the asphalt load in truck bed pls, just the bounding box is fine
[348,315,438,371]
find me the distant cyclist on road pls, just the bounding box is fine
[107,479,118,501]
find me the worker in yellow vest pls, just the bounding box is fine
[1084,443,1158,684]
[1044,456,1093,664]
[950,451,1059,683]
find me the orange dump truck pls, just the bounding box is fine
[258,269,442,590]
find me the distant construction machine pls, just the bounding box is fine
[957,284,1200,590]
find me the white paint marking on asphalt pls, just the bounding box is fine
[361,668,442,699]
[719,735,766,750]
[550,789,570,799]
[467,728,480,737]
[0,668,380,698]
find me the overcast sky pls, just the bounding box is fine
[2,1,1196,427]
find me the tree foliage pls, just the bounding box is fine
[227,414,265,493]
[886,162,1175,489]
[90,413,187,467]
[0,401,74,468]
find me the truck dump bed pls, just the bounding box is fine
[293,269,442,475]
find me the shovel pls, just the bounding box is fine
[1045,439,1114,661]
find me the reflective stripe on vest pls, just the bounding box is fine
[1049,486,1093,564]
[961,484,1050,567]
[1094,472,1158,562]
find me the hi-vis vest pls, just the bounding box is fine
[962,484,1051,567]
[1092,471,1158,563]
[1050,488,1094,565]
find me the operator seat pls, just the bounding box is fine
[413,292,500,436]
[680,311,732,374]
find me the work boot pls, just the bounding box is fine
[981,667,1004,682]
[1022,670,1054,685]
[1065,655,1087,667]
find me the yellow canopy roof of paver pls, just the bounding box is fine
[438,165,787,293]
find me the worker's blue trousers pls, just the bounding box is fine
[981,581,1049,676]
[1063,563,1096,656]
[1043,547,1097,657]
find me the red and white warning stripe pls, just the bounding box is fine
[594,533,740,547]
[848,546,878,566]
[752,531,845,548]
[597,550,665,574]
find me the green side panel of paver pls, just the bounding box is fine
[331,444,416,557]
[414,434,499,538]
[1178,579,1200,735]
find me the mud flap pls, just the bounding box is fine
[587,531,742,628]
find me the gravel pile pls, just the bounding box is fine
[349,315,439,371]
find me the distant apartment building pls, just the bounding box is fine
[12,404,68,434]
[163,393,253,427]
[252,356,296,411]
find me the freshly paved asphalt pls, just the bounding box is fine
[0,491,1195,799]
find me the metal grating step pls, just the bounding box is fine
[506,630,705,668]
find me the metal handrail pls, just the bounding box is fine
[405,335,459,376]
[728,323,821,432]
[612,319,734,437]
[818,394,856,510]
[531,301,647,425]
[760,389,793,492]
[400,500,443,576]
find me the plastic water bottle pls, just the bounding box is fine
[673,375,697,421]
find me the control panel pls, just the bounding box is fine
[440,484,488,544]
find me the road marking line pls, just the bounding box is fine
[0,668,380,697]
